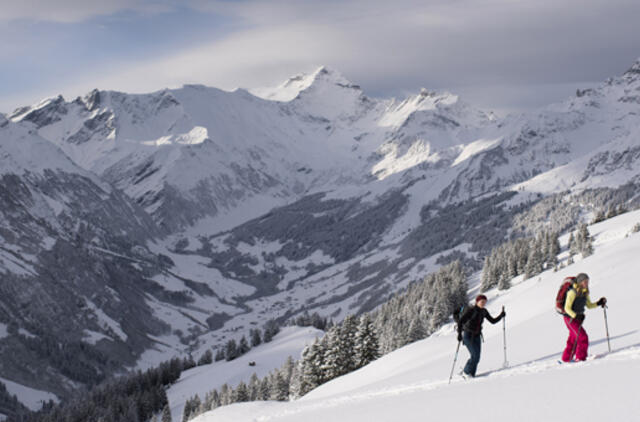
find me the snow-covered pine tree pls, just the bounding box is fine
[203,389,219,412]
[481,255,498,291]
[569,231,580,256]
[297,338,325,395]
[269,372,289,401]
[233,381,249,403]
[250,328,262,347]
[578,223,594,257]
[182,394,200,422]
[161,404,172,422]
[263,319,280,343]
[497,250,512,290]
[354,315,380,368]
[280,356,295,388]
[547,231,560,266]
[214,348,225,362]
[406,317,426,344]
[182,355,196,371]
[197,349,212,366]
[258,377,271,401]
[248,373,260,401]
[225,339,238,361]
[524,242,543,279]
[219,384,231,406]
[238,336,250,356]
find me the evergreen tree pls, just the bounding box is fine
[547,231,560,266]
[296,338,324,396]
[524,244,543,279]
[225,339,238,361]
[248,373,260,401]
[354,315,379,368]
[214,348,225,362]
[269,373,289,401]
[161,404,171,422]
[321,315,357,379]
[197,349,212,366]
[182,355,196,371]
[238,336,250,356]
[250,329,262,347]
[406,317,426,343]
[568,232,579,256]
[280,356,295,386]
[258,377,271,401]
[182,395,200,422]
[578,223,594,257]
[233,381,249,402]
[263,319,280,343]
[219,384,231,406]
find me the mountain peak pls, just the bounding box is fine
[251,66,360,102]
[308,66,359,89]
[622,57,640,79]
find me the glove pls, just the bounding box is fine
[597,297,607,307]
[457,331,463,342]
[575,314,585,323]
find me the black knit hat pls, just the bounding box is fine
[576,273,590,283]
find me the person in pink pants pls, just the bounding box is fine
[562,273,607,362]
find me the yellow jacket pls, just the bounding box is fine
[564,283,597,319]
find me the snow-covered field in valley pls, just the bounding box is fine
[192,210,640,422]
[168,326,323,421]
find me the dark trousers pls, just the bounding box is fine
[463,331,482,377]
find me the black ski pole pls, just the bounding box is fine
[448,340,462,384]
[502,306,508,368]
[603,305,611,353]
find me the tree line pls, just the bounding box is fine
[7,357,190,422]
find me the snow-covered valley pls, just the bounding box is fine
[191,208,640,422]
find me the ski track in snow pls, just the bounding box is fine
[235,346,640,422]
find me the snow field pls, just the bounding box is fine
[167,326,323,421]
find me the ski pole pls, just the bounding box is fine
[448,340,462,384]
[502,306,508,368]
[603,305,611,353]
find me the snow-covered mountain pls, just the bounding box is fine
[1,58,640,408]
[191,208,640,422]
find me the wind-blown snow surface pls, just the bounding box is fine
[167,326,323,421]
[193,210,640,422]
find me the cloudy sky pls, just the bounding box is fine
[1,0,639,114]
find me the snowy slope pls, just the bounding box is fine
[0,378,58,411]
[193,209,640,422]
[167,326,323,421]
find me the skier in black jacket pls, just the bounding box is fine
[457,294,505,378]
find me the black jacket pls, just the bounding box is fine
[458,306,504,336]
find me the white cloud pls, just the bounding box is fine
[2,0,639,112]
[0,0,171,23]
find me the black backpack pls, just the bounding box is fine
[453,304,470,324]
